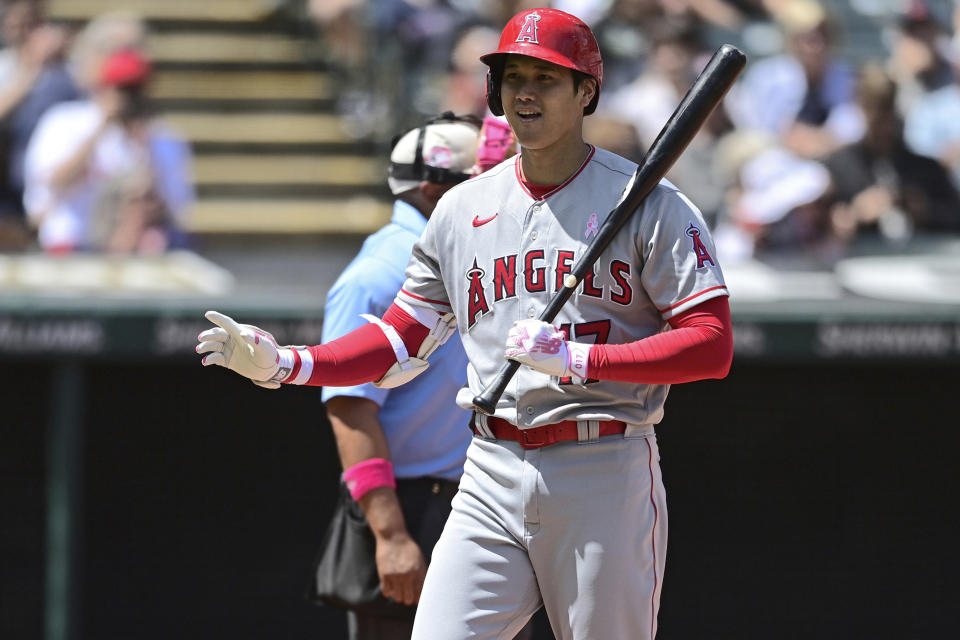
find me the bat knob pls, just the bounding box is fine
[472,393,497,416]
[717,43,747,67]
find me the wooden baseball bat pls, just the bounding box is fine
[472,43,746,416]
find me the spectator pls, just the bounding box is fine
[461,1,551,28]
[901,3,960,194]
[309,0,392,137]
[662,0,768,33]
[590,0,666,94]
[442,24,501,120]
[311,0,483,137]
[825,63,960,244]
[67,9,147,93]
[714,135,841,265]
[553,0,616,26]
[604,17,730,222]
[605,18,704,150]
[23,46,194,253]
[308,0,367,88]
[887,0,954,116]
[660,1,783,56]
[0,0,79,238]
[724,0,863,159]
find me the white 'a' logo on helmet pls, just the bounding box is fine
[515,12,541,44]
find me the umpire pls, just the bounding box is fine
[311,113,481,639]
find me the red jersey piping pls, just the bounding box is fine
[659,285,728,313]
[399,289,452,307]
[647,438,660,639]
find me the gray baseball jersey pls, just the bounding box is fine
[397,146,728,428]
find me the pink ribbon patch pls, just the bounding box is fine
[585,213,599,238]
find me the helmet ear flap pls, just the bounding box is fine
[486,70,504,117]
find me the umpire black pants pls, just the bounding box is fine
[343,476,534,640]
[345,476,457,640]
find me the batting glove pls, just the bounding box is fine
[504,319,591,380]
[196,310,288,389]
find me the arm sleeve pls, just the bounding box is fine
[304,303,429,387]
[587,295,733,384]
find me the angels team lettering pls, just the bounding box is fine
[466,250,633,328]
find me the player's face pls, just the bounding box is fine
[500,55,594,153]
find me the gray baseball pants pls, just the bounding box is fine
[411,430,667,639]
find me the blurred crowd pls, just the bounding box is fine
[5,0,960,267]
[0,0,193,254]
[310,0,960,267]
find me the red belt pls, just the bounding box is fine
[471,413,627,449]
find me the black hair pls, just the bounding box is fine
[572,70,593,94]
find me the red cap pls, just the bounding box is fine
[480,8,602,116]
[480,8,603,90]
[99,49,151,87]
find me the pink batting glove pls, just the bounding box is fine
[504,319,591,380]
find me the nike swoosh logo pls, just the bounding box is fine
[472,213,498,227]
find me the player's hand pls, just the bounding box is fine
[504,319,590,379]
[196,310,285,387]
[375,531,427,606]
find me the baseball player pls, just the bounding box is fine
[197,8,733,639]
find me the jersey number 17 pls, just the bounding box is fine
[557,319,611,385]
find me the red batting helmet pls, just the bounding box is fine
[480,8,603,116]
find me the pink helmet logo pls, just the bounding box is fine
[515,12,541,44]
[425,145,452,168]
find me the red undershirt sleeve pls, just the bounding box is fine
[587,295,733,384]
[303,303,429,386]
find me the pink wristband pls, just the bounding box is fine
[342,458,396,501]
